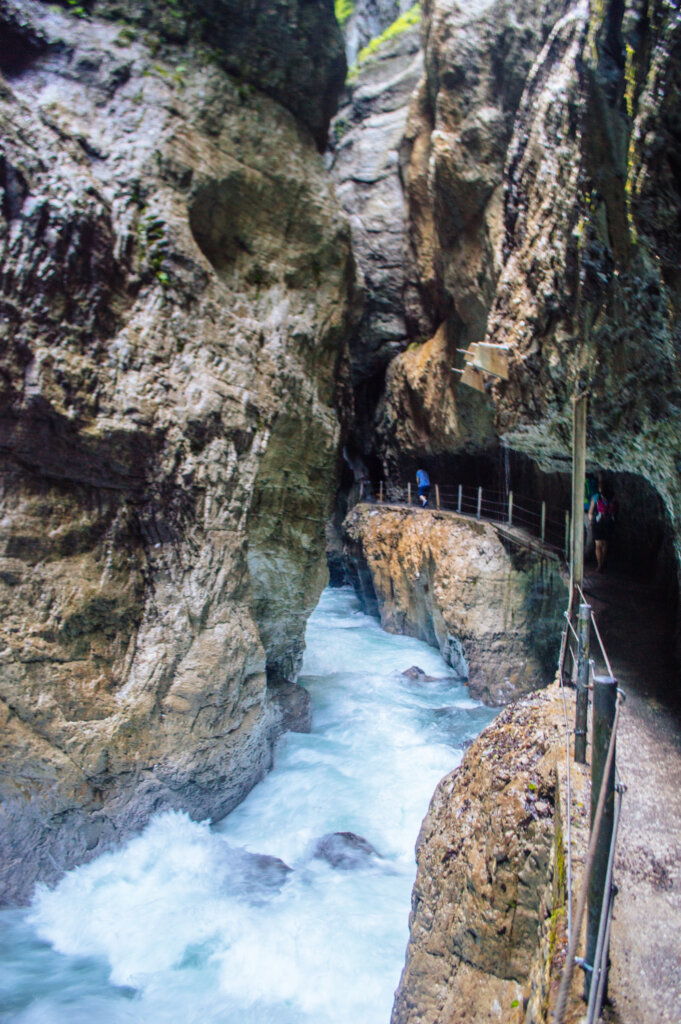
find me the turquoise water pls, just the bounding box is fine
[0,588,495,1023]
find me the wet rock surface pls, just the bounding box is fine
[343,505,568,704]
[328,15,422,453]
[313,831,380,869]
[0,0,354,903]
[391,684,584,1024]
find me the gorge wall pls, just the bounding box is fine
[0,0,354,903]
[337,0,681,650]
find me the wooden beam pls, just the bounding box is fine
[460,364,486,392]
[473,343,509,380]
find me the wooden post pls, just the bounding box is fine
[435,483,440,510]
[508,491,513,526]
[457,485,462,514]
[379,480,383,503]
[574,602,591,763]
[477,486,482,519]
[571,393,588,599]
[541,501,546,542]
[407,482,412,505]
[586,675,617,1000]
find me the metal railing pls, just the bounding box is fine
[358,473,624,1021]
[358,480,570,556]
[554,587,626,1024]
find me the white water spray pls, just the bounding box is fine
[0,588,495,1024]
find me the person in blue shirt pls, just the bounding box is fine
[416,468,430,508]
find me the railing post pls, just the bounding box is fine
[508,490,513,526]
[565,510,570,561]
[379,480,383,503]
[435,483,440,510]
[585,675,617,1000]
[541,501,546,542]
[574,602,591,763]
[477,486,482,519]
[571,393,587,596]
[457,485,462,513]
[407,482,412,505]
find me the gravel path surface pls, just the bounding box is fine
[582,567,681,1024]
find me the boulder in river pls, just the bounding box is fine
[313,832,380,870]
[215,845,292,899]
[401,666,439,682]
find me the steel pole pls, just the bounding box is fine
[571,394,587,600]
[585,675,617,1000]
[574,602,591,763]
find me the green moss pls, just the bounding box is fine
[334,0,354,26]
[354,3,420,68]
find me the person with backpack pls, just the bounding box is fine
[588,475,617,573]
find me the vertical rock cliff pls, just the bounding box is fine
[338,0,681,663]
[343,505,567,704]
[0,0,355,903]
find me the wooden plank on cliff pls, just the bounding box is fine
[460,363,486,392]
[473,343,509,380]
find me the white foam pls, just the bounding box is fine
[3,587,495,1023]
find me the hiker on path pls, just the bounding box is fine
[589,475,617,573]
[416,468,430,508]
[584,472,597,560]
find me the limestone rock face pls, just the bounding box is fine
[369,0,681,590]
[52,0,347,150]
[391,685,579,1024]
[342,506,567,704]
[328,18,423,450]
[485,0,681,528]
[0,1,354,903]
[339,0,416,67]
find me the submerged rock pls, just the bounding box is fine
[401,665,439,682]
[217,846,293,900]
[313,831,381,870]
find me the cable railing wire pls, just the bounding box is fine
[359,479,570,554]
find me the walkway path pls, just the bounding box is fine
[582,567,681,1024]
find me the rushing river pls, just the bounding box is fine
[0,587,495,1024]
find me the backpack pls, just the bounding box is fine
[595,494,614,523]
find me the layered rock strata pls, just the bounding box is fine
[392,683,590,1024]
[0,0,354,903]
[343,505,567,704]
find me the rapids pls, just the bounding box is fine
[0,587,495,1023]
